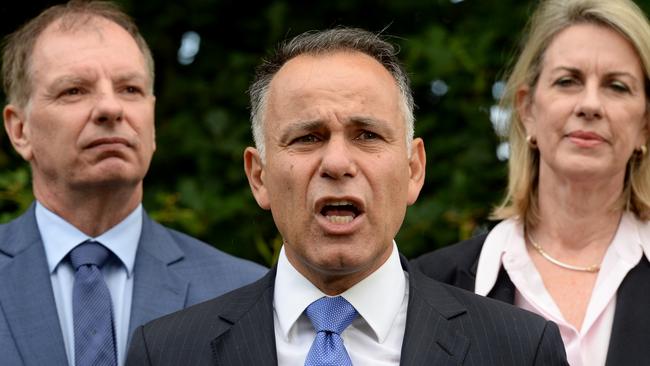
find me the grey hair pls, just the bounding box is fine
[248,27,415,161]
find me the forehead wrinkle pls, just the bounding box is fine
[114,71,150,88]
[545,31,643,79]
[49,74,92,87]
[349,116,389,129]
[277,119,326,143]
[276,115,388,138]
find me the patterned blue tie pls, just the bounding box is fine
[70,241,117,366]
[304,296,358,366]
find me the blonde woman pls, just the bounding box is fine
[414,0,650,365]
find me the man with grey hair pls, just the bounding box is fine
[126,27,568,365]
[0,2,265,366]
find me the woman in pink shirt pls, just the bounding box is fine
[414,0,650,365]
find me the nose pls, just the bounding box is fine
[319,136,357,180]
[575,82,603,120]
[91,89,123,124]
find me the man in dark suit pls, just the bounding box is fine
[126,28,568,365]
[0,2,266,365]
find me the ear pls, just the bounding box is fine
[516,85,535,137]
[244,147,270,210]
[151,96,157,152]
[3,104,33,161]
[407,138,426,205]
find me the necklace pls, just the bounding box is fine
[527,234,600,273]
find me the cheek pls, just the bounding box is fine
[30,121,68,149]
[373,164,409,206]
[266,164,299,207]
[617,108,647,143]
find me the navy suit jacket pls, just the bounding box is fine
[126,255,568,366]
[0,203,267,365]
[413,234,650,366]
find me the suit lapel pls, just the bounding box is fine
[462,238,516,304]
[605,257,650,365]
[210,269,277,366]
[400,257,470,366]
[0,206,69,365]
[128,212,189,344]
[206,256,472,366]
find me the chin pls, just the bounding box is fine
[71,172,144,190]
[561,161,614,178]
[320,247,378,270]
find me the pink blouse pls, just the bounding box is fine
[474,213,650,366]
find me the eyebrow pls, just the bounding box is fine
[551,66,640,80]
[349,116,387,129]
[113,72,148,85]
[49,71,148,85]
[49,75,88,88]
[278,116,390,143]
[278,120,324,144]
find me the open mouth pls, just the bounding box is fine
[319,200,362,224]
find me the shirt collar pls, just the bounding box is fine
[36,201,142,277]
[474,219,515,296]
[475,212,648,296]
[620,211,650,264]
[273,241,406,343]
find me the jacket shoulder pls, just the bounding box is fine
[155,221,267,280]
[442,281,566,363]
[405,269,567,365]
[127,273,273,366]
[142,271,271,333]
[140,215,268,306]
[411,233,487,289]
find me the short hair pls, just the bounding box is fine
[492,0,650,228]
[2,0,154,108]
[248,27,414,161]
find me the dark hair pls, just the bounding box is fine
[248,27,414,159]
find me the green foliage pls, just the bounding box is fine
[4,0,650,266]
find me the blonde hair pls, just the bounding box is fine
[493,0,650,228]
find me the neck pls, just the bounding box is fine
[34,182,143,237]
[286,245,393,296]
[532,167,623,256]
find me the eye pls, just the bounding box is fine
[553,76,578,88]
[60,87,83,96]
[356,131,379,140]
[124,85,143,94]
[291,134,321,144]
[608,80,630,93]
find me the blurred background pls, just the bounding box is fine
[3,0,650,266]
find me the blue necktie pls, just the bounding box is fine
[304,296,358,366]
[70,241,117,366]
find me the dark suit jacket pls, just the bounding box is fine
[126,255,568,366]
[412,234,650,366]
[0,203,267,366]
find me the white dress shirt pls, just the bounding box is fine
[274,242,409,366]
[475,213,650,366]
[37,201,142,366]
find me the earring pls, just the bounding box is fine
[526,135,537,148]
[636,145,647,156]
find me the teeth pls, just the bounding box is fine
[326,215,353,224]
[328,200,353,206]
